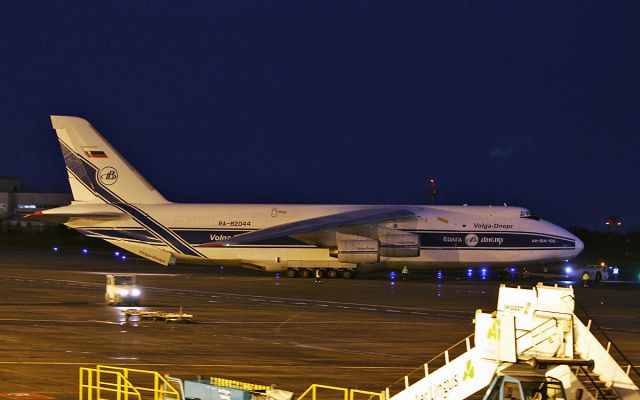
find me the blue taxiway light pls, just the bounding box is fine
[114,251,120,257]
[53,247,59,252]
[82,248,88,255]
[121,255,126,261]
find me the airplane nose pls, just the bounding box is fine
[573,235,584,255]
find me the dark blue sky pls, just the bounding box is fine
[2,2,639,230]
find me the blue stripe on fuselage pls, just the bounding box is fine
[409,230,575,249]
[59,141,203,257]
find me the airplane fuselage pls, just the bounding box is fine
[62,202,582,272]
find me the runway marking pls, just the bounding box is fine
[295,343,333,351]
[0,275,471,319]
[143,285,475,315]
[0,318,122,325]
[386,310,401,313]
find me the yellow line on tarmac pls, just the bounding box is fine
[0,361,410,369]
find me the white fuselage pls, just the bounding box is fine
[62,202,583,272]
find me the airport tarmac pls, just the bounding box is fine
[0,247,638,400]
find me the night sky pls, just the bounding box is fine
[2,2,639,231]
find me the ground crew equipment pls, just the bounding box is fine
[385,283,640,400]
[105,274,141,306]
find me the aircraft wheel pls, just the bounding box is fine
[595,272,602,282]
[327,270,338,279]
[341,270,353,279]
[299,269,311,278]
[286,269,297,278]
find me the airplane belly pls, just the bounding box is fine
[384,248,573,269]
[197,246,334,270]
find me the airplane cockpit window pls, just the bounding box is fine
[520,209,540,221]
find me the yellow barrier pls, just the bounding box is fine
[79,365,181,400]
[80,366,381,400]
[79,367,142,400]
[296,384,382,400]
[209,377,271,392]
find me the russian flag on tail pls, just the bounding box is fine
[82,147,108,158]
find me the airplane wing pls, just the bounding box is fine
[200,207,416,247]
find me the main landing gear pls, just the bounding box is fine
[285,268,356,279]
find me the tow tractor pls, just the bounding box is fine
[105,274,141,306]
[81,283,639,400]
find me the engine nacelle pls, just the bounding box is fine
[380,233,420,257]
[337,240,379,264]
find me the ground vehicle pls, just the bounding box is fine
[485,374,566,400]
[105,274,141,306]
[580,264,609,282]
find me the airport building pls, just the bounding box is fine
[0,177,72,228]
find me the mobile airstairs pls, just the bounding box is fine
[384,283,640,400]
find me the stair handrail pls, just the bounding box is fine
[384,333,474,399]
[515,317,560,356]
[572,296,640,386]
[576,365,618,400]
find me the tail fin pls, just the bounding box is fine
[51,116,168,204]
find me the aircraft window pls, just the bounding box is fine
[520,210,540,221]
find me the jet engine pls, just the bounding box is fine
[337,240,379,263]
[380,233,420,257]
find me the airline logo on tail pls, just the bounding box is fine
[99,167,118,185]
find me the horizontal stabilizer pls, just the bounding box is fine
[104,240,176,266]
[28,210,127,224]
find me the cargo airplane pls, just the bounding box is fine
[33,116,584,278]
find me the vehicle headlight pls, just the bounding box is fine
[131,288,141,297]
[119,288,130,296]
